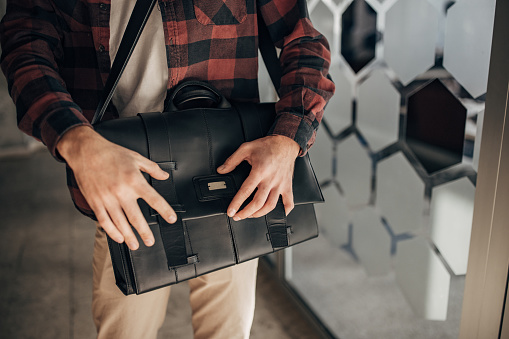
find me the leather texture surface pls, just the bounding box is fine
[94,85,323,295]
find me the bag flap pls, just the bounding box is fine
[94,105,323,221]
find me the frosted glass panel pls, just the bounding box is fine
[430,178,475,275]
[394,238,451,321]
[309,1,334,51]
[357,69,400,152]
[308,127,333,183]
[315,186,350,248]
[325,67,352,133]
[376,153,424,234]
[384,0,439,85]
[336,135,371,207]
[443,0,496,98]
[285,0,493,336]
[352,207,391,276]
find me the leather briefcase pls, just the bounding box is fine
[70,0,324,295]
[94,81,323,295]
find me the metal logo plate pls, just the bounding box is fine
[208,181,227,191]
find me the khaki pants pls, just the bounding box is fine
[92,226,258,339]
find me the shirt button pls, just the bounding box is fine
[98,44,105,52]
[169,38,174,45]
[99,3,107,10]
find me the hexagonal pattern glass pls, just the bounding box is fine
[357,69,400,152]
[309,1,334,52]
[315,186,350,248]
[394,237,451,321]
[430,178,475,276]
[406,79,467,173]
[341,0,377,73]
[325,66,353,134]
[352,207,391,276]
[336,135,371,207]
[384,0,439,85]
[376,152,424,234]
[275,0,496,335]
[427,0,453,12]
[443,0,496,98]
[308,126,333,183]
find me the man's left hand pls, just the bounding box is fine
[217,135,301,220]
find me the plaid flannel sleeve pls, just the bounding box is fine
[0,0,91,161]
[257,0,335,155]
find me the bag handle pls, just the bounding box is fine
[165,80,231,112]
[91,0,282,124]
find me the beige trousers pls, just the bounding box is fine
[92,226,258,339]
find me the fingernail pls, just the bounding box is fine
[217,165,225,172]
[227,209,236,217]
[128,241,139,250]
[233,216,241,221]
[114,237,124,243]
[146,238,155,246]
[168,215,177,223]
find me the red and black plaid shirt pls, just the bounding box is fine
[1,0,334,218]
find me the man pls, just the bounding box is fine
[1,0,334,338]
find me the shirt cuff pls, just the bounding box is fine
[40,107,92,162]
[267,112,316,156]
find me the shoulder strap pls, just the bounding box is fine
[92,0,282,124]
[92,0,158,124]
[257,13,282,94]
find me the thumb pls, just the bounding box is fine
[217,145,248,174]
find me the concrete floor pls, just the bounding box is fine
[0,149,320,339]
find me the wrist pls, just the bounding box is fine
[56,125,97,162]
[267,135,300,158]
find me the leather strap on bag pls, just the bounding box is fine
[236,106,291,249]
[139,113,197,269]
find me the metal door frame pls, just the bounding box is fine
[458,0,509,337]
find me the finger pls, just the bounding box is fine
[136,154,170,181]
[138,183,177,224]
[281,189,295,216]
[105,200,140,250]
[250,190,280,218]
[217,143,249,174]
[233,184,270,220]
[122,199,155,247]
[227,175,260,218]
[94,205,125,243]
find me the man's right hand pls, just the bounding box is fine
[57,125,176,250]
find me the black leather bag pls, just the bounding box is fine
[87,0,323,295]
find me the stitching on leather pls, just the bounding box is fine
[115,240,132,293]
[264,214,272,251]
[161,113,172,161]
[201,110,214,173]
[226,214,239,263]
[182,220,198,277]
[107,237,125,291]
[127,245,139,294]
[183,220,194,257]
